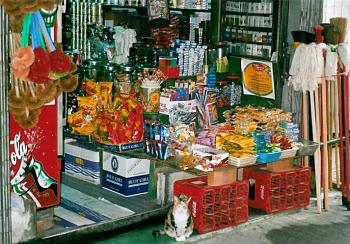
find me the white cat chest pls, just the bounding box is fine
[102,151,150,196]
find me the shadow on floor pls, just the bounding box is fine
[265,217,350,244]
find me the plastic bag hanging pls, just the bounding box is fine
[147,0,170,28]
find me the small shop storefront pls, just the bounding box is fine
[0,1,350,243]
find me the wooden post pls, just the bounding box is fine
[338,69,345,198]
[343,70,350,203]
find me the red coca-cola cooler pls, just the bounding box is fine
[9,101,61,209]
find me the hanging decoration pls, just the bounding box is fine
[0,0,62,33]
[8,11,78,129]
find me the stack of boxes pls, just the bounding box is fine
[64,141,150,196]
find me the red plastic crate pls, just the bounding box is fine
[174,176,249,234]
[243,167,311,214]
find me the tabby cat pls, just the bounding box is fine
[153,194,194,242]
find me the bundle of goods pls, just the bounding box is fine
[0,0,62,33]
[216,133,256,159]
[172,123,196,156]
[94,93,144,145]
[192,144,229,171]
[224,106,293,135]
[251,131,282,163]
[196,86,219,126]
[9,12,78,129]
[215,131,257,167]
[67,79,144,145]
[196,122,234,147]
[139,69,167,114]
[160,78,197,125]
[144,119,172,160]
[112,26,137,65]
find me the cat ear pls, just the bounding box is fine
[186,197,191,205]
[173,195,179,205]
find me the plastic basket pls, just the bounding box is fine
[280,148,298,159]
[228,156,257,167]
[243,167,311,214]
[256,151,282,163]
[174,176,249,234]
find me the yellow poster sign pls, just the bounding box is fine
[241,59,275,100]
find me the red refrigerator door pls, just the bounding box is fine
[9,102,61,209]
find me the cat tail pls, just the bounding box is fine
[152,229,165,237]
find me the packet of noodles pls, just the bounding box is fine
[67,110,84,126]
[82,79,100,98]
[72,123,95,135]
[77,96,98,121]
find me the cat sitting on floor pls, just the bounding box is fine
[153,194,194,242]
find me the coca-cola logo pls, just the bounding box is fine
[10,132,28,166]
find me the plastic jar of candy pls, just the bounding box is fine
[141,79,161,114]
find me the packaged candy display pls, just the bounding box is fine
[224,106,293,135]
[192,144,229,171]
[216,133,256,158]
[94,93,144,145]
[172,123,196,156]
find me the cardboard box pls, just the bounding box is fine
[208,166,237,186]
[64,142,101,185]
[102,151,150,196]
[267,158,294,172]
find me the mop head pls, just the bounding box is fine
[289,43,324,92]
[337,43,350,74]
[325,45,338,81]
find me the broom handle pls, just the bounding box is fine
[310,91,322,213]
[334,74,340,188]
[321,77,329,210]
[327,80,333,191]
[302,93,309,167]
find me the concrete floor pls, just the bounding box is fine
[96,191,350,244]
[191,193,350,244]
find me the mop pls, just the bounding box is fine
[289,43,324,213]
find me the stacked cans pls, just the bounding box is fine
[171,40,206,77]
